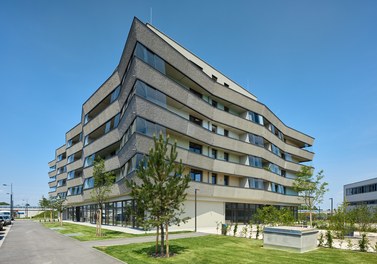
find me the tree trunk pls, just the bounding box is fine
[60,211,63,226]
[165,223,169,257]
[50,210,53,222]
[309,211,313,227]
[160,224,165,255]
[155,225,159,255]
[98,209,102,237]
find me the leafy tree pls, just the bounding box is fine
[254,206,294,226]
[0,202,9,206]
[50,196,66,226]
[126,133,190,257]
[91,156,115,237]
[39,196,50,221]
[293,167,328,227]
[348,205,373,232]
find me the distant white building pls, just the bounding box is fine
[344,178,377,208]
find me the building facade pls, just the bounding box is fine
[48,18,314,229]
[344,178,377,208]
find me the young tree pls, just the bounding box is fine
[39,196,50,221]
[126,133,190,257]
[50,196,66,226]
[293,167,328,227]
[91,156,115,237]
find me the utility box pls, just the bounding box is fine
[263,226,318,253]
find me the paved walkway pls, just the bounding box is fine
[0,221,124,264]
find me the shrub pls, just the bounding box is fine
[326,230,333,248]
[358,233,369,252]
[256,225,260,240]
[318,232,324,247]
[249,222,253,239]
[346,239,353,250]
[233,223,238,237]
[241,226,248,238]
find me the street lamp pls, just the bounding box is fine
[194,188,199,232]
[329,198,333,216]
[3,183,13,220]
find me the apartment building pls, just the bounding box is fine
[48,17,314,229]
[344,178,377,209]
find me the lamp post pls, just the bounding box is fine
[194,188,199,232]
[329,198,333,216]
[3,183,13,220]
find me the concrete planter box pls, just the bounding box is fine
[263,226,318,253]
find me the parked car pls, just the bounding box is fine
[0,215,11,226]
[0,219,4,230]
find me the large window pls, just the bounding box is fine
[83,177,94,189]
[211,174,217,184]
[190,169,202,182]
[249,134,264,147]
[248,111,264,125]
[189,142,202,154]
[249,178,264,189]
[189,115,203,126]
[134,42,166,74]
[249,156,262,168]
[224,175,229,186]
[84,154,95,167]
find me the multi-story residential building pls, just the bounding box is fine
[344,178,377,208]
[48,17,314,229]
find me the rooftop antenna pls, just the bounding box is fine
[150,7,153,25]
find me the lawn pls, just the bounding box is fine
[96,235,377,264]
[42,222,190,242]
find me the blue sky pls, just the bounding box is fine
[1,0,377,208]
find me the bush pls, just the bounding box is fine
[346,239,353,250]
[318,232,324,247]
[358,233,369,252]
[233,224,238,237]
[326,230,333,248]
[256,225,261,240]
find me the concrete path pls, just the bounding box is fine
[0,221,124,264]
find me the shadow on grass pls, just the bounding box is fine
[134,244,187,257]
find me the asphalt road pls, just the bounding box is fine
[0,221,124,264]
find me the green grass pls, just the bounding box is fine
[42,222,191,241]
[96,235,377,264]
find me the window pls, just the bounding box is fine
[49,165,56,172]
[211,124,217,133]
[224,152,229,161]
[67,155,74,164]
[249,178,264,189]
[269,163,282,175]
[84,154,95,167]
[189,142,202,154]
[249,156,262,168]
[57,179,66,187]
[212,75,218,81]
[284,153,292,162]
[224,83,229,88]
[224,175,229,186]
[248,111,264,125]
[212,149,217,159]
[57,166,66,174]
[105,121,111,133]
[271,144,281,157]
[212,100,218,108]
[211,174,217,184]
[249,134,264,147]
[134,43,166,74]
[110,86,120,103]
[224,129,229,137]
[67,170,75,180]
[190,169,202,182]
[67,139,73,148]
[224,106,229,112]
[190,88,202,98]
[189,115,203,126]
[84,114,89,124]
[83,177,94,189]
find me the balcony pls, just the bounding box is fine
[187,181,302,205]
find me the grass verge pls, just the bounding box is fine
[96,235,377,264]
[42,222,191,241]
